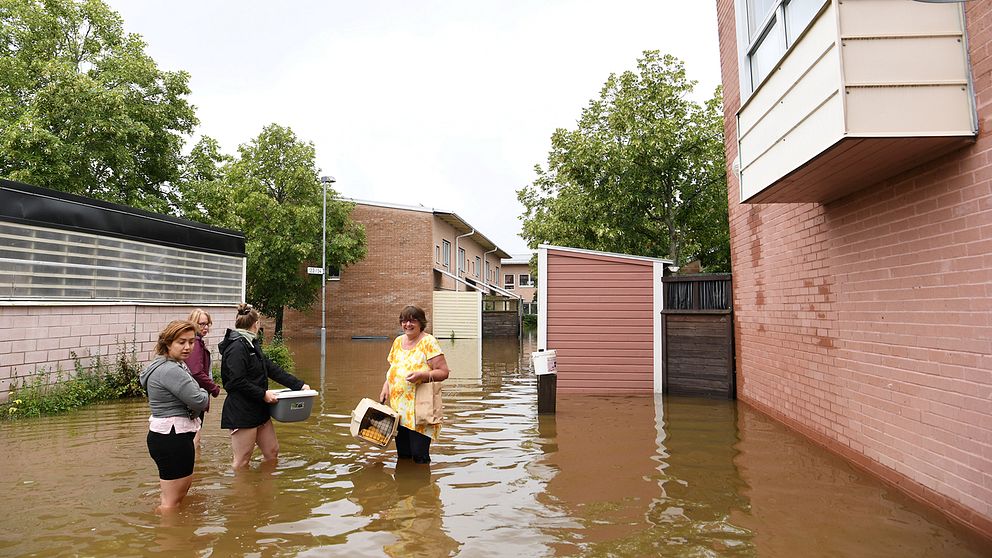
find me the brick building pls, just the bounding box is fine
[281,199,514,339]
[716,0,991,540]
[500,254,537,315]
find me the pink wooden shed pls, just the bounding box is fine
[537,245,671,394]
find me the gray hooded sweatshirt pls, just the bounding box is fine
[140,357,209,419]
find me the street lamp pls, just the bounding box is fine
[319,175,336,360]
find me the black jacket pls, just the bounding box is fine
[219,329,304,429]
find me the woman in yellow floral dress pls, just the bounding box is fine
[379,305,449,463]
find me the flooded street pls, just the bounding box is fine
[0,333,988,557]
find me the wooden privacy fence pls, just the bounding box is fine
[662,273,735,398]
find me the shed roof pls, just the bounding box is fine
[539,244,673,265]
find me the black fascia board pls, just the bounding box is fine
[0,179,246,257]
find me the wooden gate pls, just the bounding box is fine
[662,274,735,398]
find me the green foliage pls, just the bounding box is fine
[1,342,143,420]
[0,0,197,213]
[518,51,730,272]
[262,336,295,374]
[211,362,222,388]
[522,314,537,328]
[220,124,367,335]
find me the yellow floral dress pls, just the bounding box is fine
[386,334,443,440]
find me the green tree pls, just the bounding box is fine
[518,51,729,271]
[226,124,366,335]
[0,0,197,213]
[174,136,236,225]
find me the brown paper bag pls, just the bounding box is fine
[415,380,443,425]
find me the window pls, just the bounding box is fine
[504,274,514,290]
[435,245,440,263]
[737,0,826,98]
[475,256,481,277]
[328,265,341,281]
[458,248,466,273]
[519,274,533,287]
[485,260,490,282]
[442,240,450,269]
[0,221,243,304]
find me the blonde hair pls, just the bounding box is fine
[188,308,212,335]
[155,320,197,356]
[235,303,259,330]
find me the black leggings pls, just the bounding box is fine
[395,426,432,463]
[147,428,196,480]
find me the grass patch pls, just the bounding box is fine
[1,342,142,420]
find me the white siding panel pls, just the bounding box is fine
[838,0,962,38]
[433,290,481,339]
[741,92,845,201]
[842,37,967,85]
[739,45,840,170]
[738,3,838,136]
[846,85,975,136]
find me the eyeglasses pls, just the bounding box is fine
[400,319,419,324]
[198,322,211,327]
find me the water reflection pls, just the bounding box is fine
[0,332,988,557]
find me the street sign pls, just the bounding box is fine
[307,266,324,275]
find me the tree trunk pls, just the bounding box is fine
[274,307,284,338]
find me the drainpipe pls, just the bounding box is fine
[453,229,474,292]
[482,247,498,289]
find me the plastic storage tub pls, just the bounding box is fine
[350,398,400,447]
[531,349,557,375]
[269,389,319,422]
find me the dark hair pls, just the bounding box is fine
[235,303,259,330]
[399,305,427,331]
[155,320,197,356]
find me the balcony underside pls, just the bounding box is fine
[742,135,975,204]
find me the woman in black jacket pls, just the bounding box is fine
[219,303,309,469]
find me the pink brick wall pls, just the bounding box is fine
[0,305,236,402]
[716,0,992,540]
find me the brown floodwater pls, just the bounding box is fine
[0,332,989,557]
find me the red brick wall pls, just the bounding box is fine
[716,0,992,539]
[281,204,434,339]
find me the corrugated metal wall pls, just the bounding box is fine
[546,250,655,394]
[432,290,481,339]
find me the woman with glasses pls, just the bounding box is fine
[187,309,221,447]
[378,305,450,463]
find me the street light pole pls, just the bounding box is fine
[319,175,336,361]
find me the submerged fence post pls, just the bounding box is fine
[537,373,556,414]
[532,349,557,414]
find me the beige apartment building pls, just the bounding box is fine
[499,254,537,315]
[280,199,516,339]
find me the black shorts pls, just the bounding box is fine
[147,428,196,480]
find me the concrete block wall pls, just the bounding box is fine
[716,0,991,539]
[282,204,435,339]
[0,305,236,402]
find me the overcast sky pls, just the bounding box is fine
[106,1,722,256]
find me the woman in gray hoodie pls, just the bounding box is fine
[139,320,209,511]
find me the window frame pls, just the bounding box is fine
[735,0,828,100]
[442,240,451,269]
[504,273,515,290]
[457,247,466,273]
